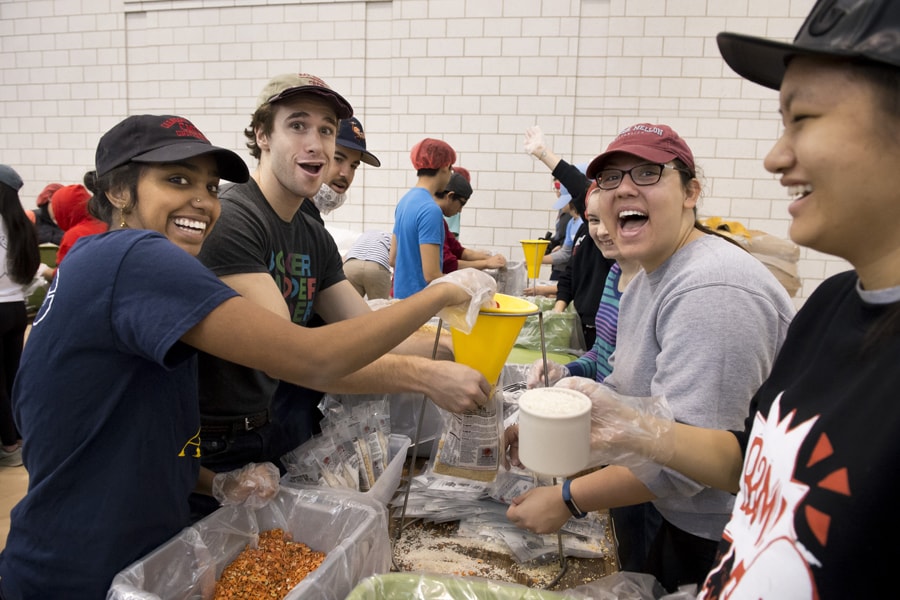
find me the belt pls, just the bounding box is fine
[201,410,270,435]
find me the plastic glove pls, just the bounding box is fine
[485,254,507,270]
[525,357,570,389]
[554,377,675,470]
[524,125,546,158]
[427,268,498,334]
[212,462,280,509]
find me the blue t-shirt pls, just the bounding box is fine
[392,187,444,299]
[0,230,237,600]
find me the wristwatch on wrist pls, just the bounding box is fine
[561,479,588,519]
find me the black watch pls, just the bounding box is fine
[562,479,588,519]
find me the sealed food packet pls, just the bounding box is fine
[280,395,394,493]
[431,387,504,482]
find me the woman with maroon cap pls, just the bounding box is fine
[0,114,494,600]
[506,123,795,592]
[513,1,900,597]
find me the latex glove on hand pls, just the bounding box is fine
[524,125,546,158]
[526,358,570,389]
[485,254,507,270]
[554,377,675,470]
[212,462,280,509]
[428,268,498,334]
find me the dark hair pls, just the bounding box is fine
[0,185,40,285]
[847,59,900,351]
[416,168,440,178]
[86,164,144,226]
[82,170,99,194]
[244,104,276,160]
[666,158,747,252]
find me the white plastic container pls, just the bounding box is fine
[517,387,591,477]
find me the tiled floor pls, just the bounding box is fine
[0,465,28,550]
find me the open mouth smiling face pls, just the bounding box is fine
[618,209,649,232]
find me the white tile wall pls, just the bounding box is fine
[0,0,840,307]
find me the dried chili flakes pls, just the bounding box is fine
[213,528,326,599]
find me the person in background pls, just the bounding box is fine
[443,165,469,240]
[555,2,900,597]
[523,125,615,350]
[506,123,795,593]
[193,75,490,520]
[47,182,108,275]
[390,137,456,299]
[31,183,64,245]
[437,172,508,273]
[540,180,583,278]
[343,229,393,299]
[0,165,40,469]
[299,115,381,225]
[546,177,573,280]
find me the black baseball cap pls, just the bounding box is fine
[95,115,250,183]
[337,117,381,167]
[717,0,900,90]
[0,165,23,191]
[444,172,473,200]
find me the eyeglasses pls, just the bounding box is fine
[595,163,688,190]
[453,193,468,207]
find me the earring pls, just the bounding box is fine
[118,204,130,229]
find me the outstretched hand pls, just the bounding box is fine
[524,125,546,157]
[554,378,676,469]
[428,268,498,334]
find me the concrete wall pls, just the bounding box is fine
[0,0,844,305]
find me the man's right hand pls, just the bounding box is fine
[422,360,491,413]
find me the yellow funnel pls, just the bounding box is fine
[520,239,550,280]
[451,293,539,385]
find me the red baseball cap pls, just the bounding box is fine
[586,123,695,180]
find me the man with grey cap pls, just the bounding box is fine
[190,74,492,518]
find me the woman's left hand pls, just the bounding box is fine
[506,484,571,534]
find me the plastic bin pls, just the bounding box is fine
[107,486,391,600]
[346,572,572,599]
[280,433,411,506]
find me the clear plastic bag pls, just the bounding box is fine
[108,487,391,600]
